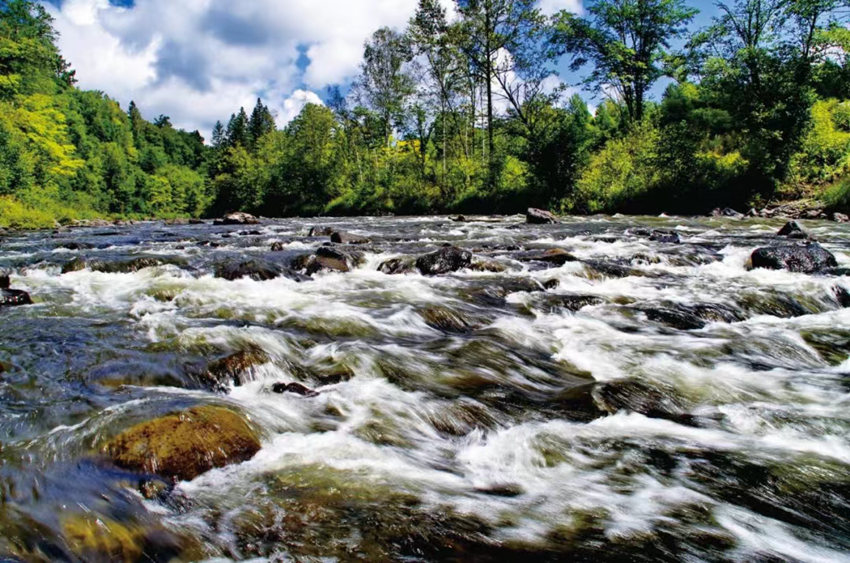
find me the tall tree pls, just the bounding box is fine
[552,0,698,123]
[248,98,276,149]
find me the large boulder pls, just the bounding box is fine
[378,257,415,275]
[214,259,282,281]
[751,243,837,274]
[308,226,335,237]
[415,246,473,275]
[517,248,578,266]
[214,212,259,226]
[105,406,261,481]
[526,208,559,224]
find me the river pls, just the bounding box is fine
[0,215,848,561]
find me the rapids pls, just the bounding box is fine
[0,214,849,561]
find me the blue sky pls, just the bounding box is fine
[43,0,722,137]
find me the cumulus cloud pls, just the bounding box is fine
[44,0,581,137]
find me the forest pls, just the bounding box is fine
[1,0,850,228]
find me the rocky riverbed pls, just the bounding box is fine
[0,214,848,561]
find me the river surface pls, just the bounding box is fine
[0,215,849,561]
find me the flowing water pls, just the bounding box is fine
[0,215,849,562]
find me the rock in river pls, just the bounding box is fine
[105,406,261,482]
[526,208,559,224]
[777,221,809,239]
[415,246,473,275]
[195,348,270,392]
[330,231,370,244]
[214,259,282,281]
[750,242,837,274]
[214,212,259,226]
[293,246,364,274]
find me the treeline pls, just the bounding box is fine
[208,0,850,217]
[2,0,850,227]
[0,0,208,227]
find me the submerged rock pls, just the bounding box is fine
[420,306,474,333]
[555,379,695,425]
[330,231,370,244]
[271,382,318,397]
[105,405,260,481]
[214,259,282,281]
[214,212,259,226]
[415,246,473,275]
[197,348,270,391]
[378,257,415,275]
[308,226,335,237]
[526,208,559,224]
[750,243,837,274]
[517,248,578,266]
[649,230,681,244]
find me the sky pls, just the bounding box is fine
[41,0,720,139]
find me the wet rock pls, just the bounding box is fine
[214,259,282,281]
[188,218,206,225]
[308,226,335,237]
[420,306,474,333]
[58,241,95,250]
[105,405,260,481]
[1,288,32,307]
[636,306,706,330]
[271,382,318,397]
[469,260,507,273]
[61,257,86,274]
[517,248,578,266]
[750,243,837,274]
[543,279,560,290]
[649,230,681,244]
[214,211,259,226]
[824,268,850,276]
[583,260,635,279]
[270,241,287,251]
[415,246,473,275]
[834,286,850,308]
[833,212,849,223]
[378,257,415,275]
[91,257,169,274]
[555,380,695,425]
[451,215,467,222]
[197,348,270,391]
[526,207,559,224]
[330,231,370,244]
[293,246,364,274]
[544,294,604,312]
[711,207,744,218]
[777,221,809,239]
[62,514,146,562]
[0,271,8,289]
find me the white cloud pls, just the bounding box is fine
[537,0,583,16]
[278,89,324,124]
[44,0,583,137]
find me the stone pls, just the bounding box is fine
[1,289,31,307]
[420,307,474,333]
[649,230,681,244]
[271,382,318,397]
[293,247,364,274]
[712,207,744,218]
[526,208,559,224]
[214,259,282,281]
[214,212,259,226]
[378,257,415,275]
[415,246,473,275]
[105,406,261,481]
[517,248,578,266]
[198,348,270,391]
[330,231,370,244]
[833,212,849,223]
[0,271,8,289]
[751,243,837,274]
[308,226,335,237]
[777,221,807,238]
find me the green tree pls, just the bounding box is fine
[552,0,698,123]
